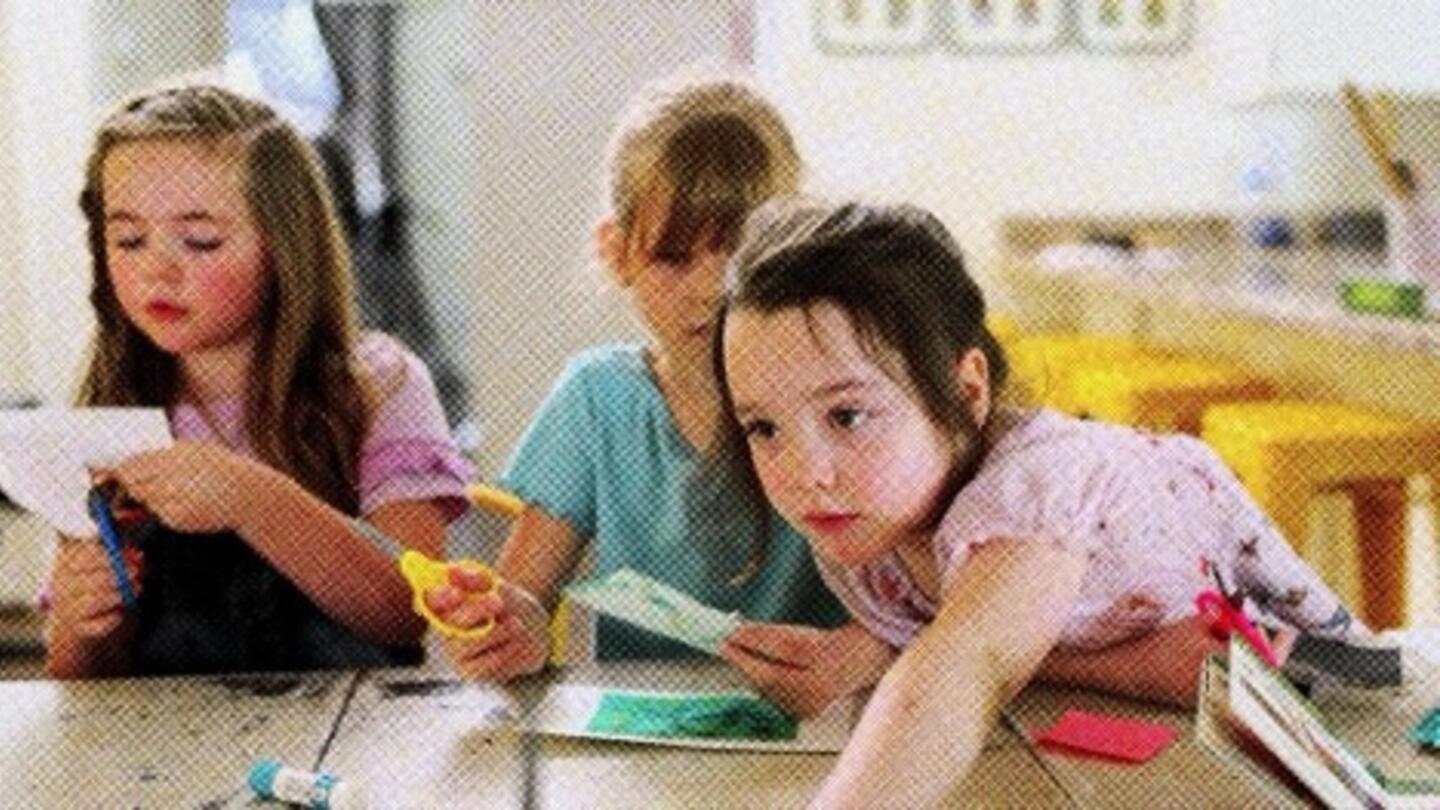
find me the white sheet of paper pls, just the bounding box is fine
[529,684,859,753]
[565,568,741,656]
[0,408,172,536]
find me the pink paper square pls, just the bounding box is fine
[1033,708,1178,764]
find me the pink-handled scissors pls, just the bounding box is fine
[1195,558,1280,667]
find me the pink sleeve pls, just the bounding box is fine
[355,333,473,521]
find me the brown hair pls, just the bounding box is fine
[603,66,803,263]
[715,197,1012,525]
[77,83,370,513]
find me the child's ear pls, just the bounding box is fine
[595,219,631,287]
[954,347,992,426]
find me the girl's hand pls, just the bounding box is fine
[425,566,551,682]
[104,441,272,533]
[46,538,143,640]
[722,621,897,718]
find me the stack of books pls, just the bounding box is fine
[1197,636,1440,808]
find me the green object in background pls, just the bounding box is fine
[1412,708,1440,749]
[1339,279,1426,319]
[586,692,798,742]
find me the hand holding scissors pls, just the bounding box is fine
[1195,558,1280,667]
[350,518,501,640]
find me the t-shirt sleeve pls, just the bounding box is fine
[935,442,1106,590]
[498,354,602,537]
[356,333,473,521]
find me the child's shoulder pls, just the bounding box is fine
[967,407,1213,509]
[963,407,1143,500]
[936,409,1124,559]
[354,330,427,381]
[985,407,1160,469]
[352,331,442,409]
[556,343,652,392]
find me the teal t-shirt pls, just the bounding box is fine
[501,344,846,659]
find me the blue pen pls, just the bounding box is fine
[87,487,137,610]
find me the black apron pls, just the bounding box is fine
[132,523,419,675]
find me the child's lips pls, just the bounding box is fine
[804,511,859,535]
[144,301,188,321]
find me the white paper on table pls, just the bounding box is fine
[528,684,860,753]
[0,408,172,537]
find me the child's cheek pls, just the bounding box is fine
[110,268,149,319]
[192,262,267,324]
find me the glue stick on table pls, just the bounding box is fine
[248,759,363,810]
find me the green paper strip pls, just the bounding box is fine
[1411,708,1440,748]
[586,692,798,742]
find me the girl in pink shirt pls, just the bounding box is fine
[716,197,1358,809]
[43,84,469,678]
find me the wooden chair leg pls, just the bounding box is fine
[1349,480,1409,630]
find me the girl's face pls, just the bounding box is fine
[603,193,728,367]
[101,140,268,358]
[723,303,968,568]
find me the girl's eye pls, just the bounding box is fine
[111,235,145,251]
[741,419,777,441]
[830,407,869,430]
[651,256,690,274]
[183,237,223,253]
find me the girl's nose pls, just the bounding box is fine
[786,431,837,492]
[142,241,185,285]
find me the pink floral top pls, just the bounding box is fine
[168,332,472,520]
[817,408,1358,651]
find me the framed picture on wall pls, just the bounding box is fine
[815,0,935,53]
[1077,0,1190,52]
[946,0,1064,53]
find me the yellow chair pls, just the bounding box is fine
[1202,401,1440,629]
[985,312,1022,347]
[1008,331,1272,434]
[1064,356,1274,435]
[1008,331,1158,403]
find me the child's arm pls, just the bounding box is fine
[109,441,447,646]
[43,536,140,678]
[1036,615,1298,707]
[1035,615,1224,707]
[722,621,897,718]
[235,467,448,645]
[810,539,1086,810]
[426,505,583,681]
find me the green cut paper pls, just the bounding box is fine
[585,692,798,742]
[1411,708,1440,748]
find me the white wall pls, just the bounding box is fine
[751,0,1406,307]
[0,1,97,405]
[0,5,29,401]
[395,0,746,476]
[0,0,226,406]
[90,0,228,109]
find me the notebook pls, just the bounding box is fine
[1225,636,1440,809]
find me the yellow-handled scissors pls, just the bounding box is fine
[353,485,525,640]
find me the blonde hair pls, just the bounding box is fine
[78,83,370,513]
[603,66,802,258]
